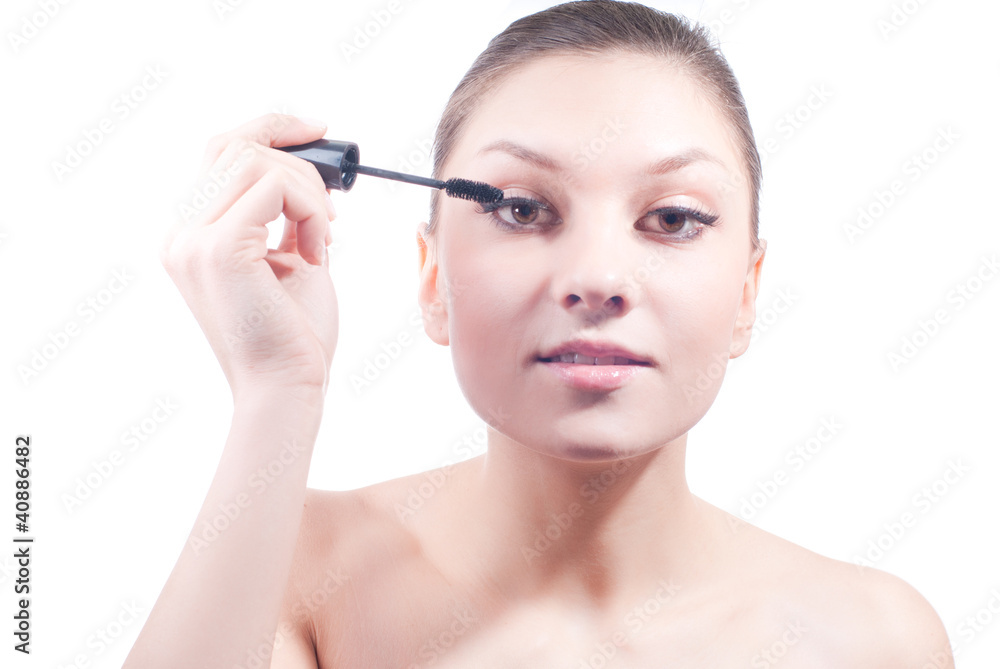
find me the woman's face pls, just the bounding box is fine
[418,53,764,461]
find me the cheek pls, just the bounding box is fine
[443,256,537,406]
[651,261,746,401]
[442,224,543,344]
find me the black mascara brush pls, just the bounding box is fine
[277,139,504,204]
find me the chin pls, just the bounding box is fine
[557,442,644,463]
[524,428,669,464]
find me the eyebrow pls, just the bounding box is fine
[476,140,562,171]
[475,139,726,176]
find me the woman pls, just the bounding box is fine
[124,1,954,666]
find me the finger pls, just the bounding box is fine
[190,140,331,236]
[277,208,333,255]
[200,112,327,174]
[277,217,298,254]
[209,139,332,197]
[258,145,337,218]
[212,168,330,266]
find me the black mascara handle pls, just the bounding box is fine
[277,139,360,192]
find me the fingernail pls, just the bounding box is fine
[326,192,336,219]
[297,115,327,129]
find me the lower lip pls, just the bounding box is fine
[537,359,649,391]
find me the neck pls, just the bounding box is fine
[434,428,723,613]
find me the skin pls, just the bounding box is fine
[271,54,955,667]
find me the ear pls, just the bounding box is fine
[730,239,766,359]
[416,221,449,346]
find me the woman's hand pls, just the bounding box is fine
[160,113,339,400]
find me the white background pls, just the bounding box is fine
[2,0,999,666]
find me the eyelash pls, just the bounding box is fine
[475,196,719,240]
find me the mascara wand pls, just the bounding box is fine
[278,139,504,204]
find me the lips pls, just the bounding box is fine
[537,340,653,366]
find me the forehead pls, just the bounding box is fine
[449,52,744,183]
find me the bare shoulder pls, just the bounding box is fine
[721,509,955,668]
[274,488,361,650]
[281,476,451,659]
[851,565,955,667]
[816,560,954,668]
[286,483,422,610]
[288,465,458,589]
[803,549,955,669]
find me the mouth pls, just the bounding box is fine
[536,339,654,367]
[537,353,652,366]
[535,349,651,391]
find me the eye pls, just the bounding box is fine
[640,205,719,239]
[476,196,559,230]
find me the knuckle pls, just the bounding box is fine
[304,165,327,194]
[203,133,230,161]
[261,166,289,191]
[244,140,268,166]
[262,112,295,138]
[207,141,263,190]
[265,111,288,129]
[203,132,260,174]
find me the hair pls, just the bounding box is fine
[424,0,762,252]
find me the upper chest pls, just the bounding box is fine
[310,563,835,669]
[299,487,857,668]
[300,494,849,668]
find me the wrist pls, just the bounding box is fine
[231,379,327,413]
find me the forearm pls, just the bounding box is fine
[123,386,325,669]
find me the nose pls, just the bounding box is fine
[549,216,636,322]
